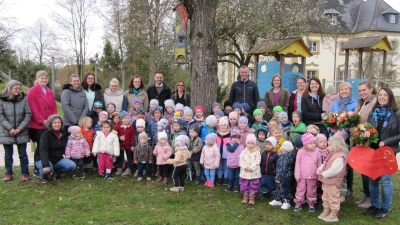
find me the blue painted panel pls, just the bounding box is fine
[283,72,305,93]
[348,78,367,99]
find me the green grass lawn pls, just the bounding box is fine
[0,167,399,225]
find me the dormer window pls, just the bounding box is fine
[382,8,399,24]
[390,14,396,23]
[323,8,340,26]
[331,14,338,25]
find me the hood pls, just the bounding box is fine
[63,83,83,92]
[105,88,123,96]
[0,92,26,102]
[292,89,299,94]
[91,83,102,91]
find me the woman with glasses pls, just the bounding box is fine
[171,80,190,107]
[81,72,104,110]
[264,74,289,121]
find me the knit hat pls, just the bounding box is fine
[325,85,336,95]
[302,133,316,146]
[257,101,266,109]
[265,137,277,147]
[172,117,183,127]
[212,102,220,110]
[205,115,217,127]
[253,109,263,116]
[164,99,175,110]
[316,134,327,144]
[229,112,238,119]
[256,125,268,136]
[214,110,224,117]
[273,106,283,113]
[334,129,348,140]
[138,132,148,140]
[230,129,241,139]
[189,123,200,134]
[133,98,142,105]
[183,106,193,116]
[278,112,288,120]
[175,103,184,112]
[136,119,145,128]
[93,101,103,108]
[157,118,169,129]
[206,133,217,145]
[119,110,130,119]
[219,116,229,126]
[232,102,242,111]
[241,103,250,113]
[224,100,233,108]
[294,135,303,148]
[194,105,205,114]
[238,116,248,124]
[150,99,159,106]
[99,111,108,119]
[292,111,302,121]
[175,135,189,147]
[137,107,146,115]
[152,106,163,115]
[68,126,80,135]
[246,133,257,145]
[158,131,168,140]
[281,141,294,152]
[107,102,116,109]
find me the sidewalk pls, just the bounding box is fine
[0,143,35,167]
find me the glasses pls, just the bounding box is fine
[177,85,184,87]
[12,87,21,90]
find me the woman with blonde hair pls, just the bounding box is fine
[171,80,190,107]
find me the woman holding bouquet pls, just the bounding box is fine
[363,87,400,219]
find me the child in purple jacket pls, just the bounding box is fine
[65,126,90,178]
[225,129,244,192]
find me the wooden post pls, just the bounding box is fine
[301,57,306,75]
[344,50,349,80]
[254,54,259,83]
[368,51,374,82]
[322,78,326,89]
[358,48,363,79]
[279,55,284,76]
[382,51,387,78]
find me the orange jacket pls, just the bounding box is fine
[81,127,94,150]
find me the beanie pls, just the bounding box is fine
[302,133,316,146]
[273,106,283,113]
[325,85,336,95]
[206,133,217,145]
[133,98,142,105]
[238,116,248,124]
[150,99,159,106]
[316,134,327,144]
[137,107,146,115]
[164,99,175,110]
[218,116,229,126]
[136,119,146,128]
[230,129,241,139]
[205,115,217,127]
[241,103,250,113]
[175,103,184,112]
[175,135,189,147]
[107,102,116,110]
[229,112,238,120]
[265,137,277,148]
[278,112,288,120]
[158,131,168,140]
[99,111,108,120]
[232,102,242,111]
[194,105,205,114]
[189,123,200,134]
[257,101,266,109]
[172,117,183,127]
[214,110,224,117]
[292,111,302,121]
[224,100,233,108]
[281,141,294,152]
[183,106,193,116]
[138,132,148,140]
[152,106,163,115]
[157,118,169,129]
[256,125,268,136]
[334,129,348,140]
[68,126,80,135]
[294,135,303,148]
[93,101,104,109]
[212,102,220,110]
[119,110,130,119]
[253,109,263,117]
[246,133,257,145]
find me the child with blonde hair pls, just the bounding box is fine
[306,124,320,136]
[79,116,95,174]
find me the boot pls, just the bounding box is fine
[157,176,163,182]
[216,178,222,185]
[242,193,249,204]
[122,168,131,176]
[223,178,229,185]
[322,212,338,222]
[115,168,123,175]
[248,194,256,205]
[195,176,200,184]
[318,209,331,220]
[163,177,168,185]
[358,199,371,208]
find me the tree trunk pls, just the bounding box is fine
[185,0,218,114]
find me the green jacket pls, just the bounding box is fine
[251,120,268,132]
[289,121,306,141]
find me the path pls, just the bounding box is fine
[0,143,35,167]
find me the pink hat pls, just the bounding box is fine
[68,126,80,135]
[246,133,257,145]
[229,111,238,119]
[315,134,327,144]
[219,116,229,126]
[301,133,316,146]
[99,111,108,120]
[334,130,348,140]
[194,105,205,114]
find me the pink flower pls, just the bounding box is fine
[364,131,371,138]
[348,111,354,117]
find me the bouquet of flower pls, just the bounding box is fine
[322,112,340,129]
[350,123,378,146]
[338,111,360,129]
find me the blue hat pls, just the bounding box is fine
[120,111,130,119]
[294,135,303,148]
[152,106,163,115]
[241,103,250,113]
[137,107,146,115]
[232,102,242,111]
[93,101,103,108]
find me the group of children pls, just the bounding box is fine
[63,98,349,222]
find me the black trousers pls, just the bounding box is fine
[172,165,186,187]
[72,158,84,175]
[29,128,45,170]
[362,174,370,197]
[159,164,169,178]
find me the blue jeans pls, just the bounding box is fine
[204,168,216,182]
[369,175,393,211]
[4,144,29,175]
[259,174,276,194]
[137,163,151,178]
[35,158,76,178]
[228,167,240,187]
[217,158,229,179]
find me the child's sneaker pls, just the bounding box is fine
[269,200,283,206]
[122,168,131,176]
[80,173,85,179]
[257,192,266,199]
[137,177,143,181]
[281,202,291,210]
[133,170,138,177]
[225,185,232,192]
[146,177,151,181]
[170,187,180,192]
[233,186,240,192]
[41,178,49,184]
[54,175,62,181]
[207,182,214,187]
[115,168,123,175]
[157,176,163,182]
[99,174,105,179]
[309,206,315,213]
[294,205,302,212]
[204,180,210,186]
[103,173,112,179]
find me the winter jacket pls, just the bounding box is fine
[0,93,31,145]
[114,124,135,149]
[146,83,172,110]
[65,135,90,159]
[256,139,266,153]
[37,130,68,167]
[330,98,357,113]
[301,95,325,126]
[251,120,268,132]
[199,124,216,145]
[167,147,192,167]
[84,83,104,110]
[134,144,153,163]
[228,79,260,112]
[289,121,306,141]
[188,136,203,161]
[355,95,377,123]
[147,118,160,146]
[169,130,187,154]
[92,130,120,156]
[275,151,296,181]
[81,127,94,150]
[226,141,244,168]
[27,84,57,129]
[216,132,230,159]
[260,150,279,175]
[264,88,290,121]
[172,91,191,107]
[153,142,172,165]
[368,111,400,153]
[294,148,321,180]
[318,151,346,189]
[239,147,261,179]
[182,119,196,135]
[104,88,128,112]
[239,127,251,146]
[200,144,221,169]
[125,89,149,112]
[322,93,339,113]
[288,89,302,121]
[61,84,89,126]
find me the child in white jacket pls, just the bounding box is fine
[92,121,120,179]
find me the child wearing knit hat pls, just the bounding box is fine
[255,125,268,153]
[278,112,291,132]
[200,133,221,187]
[228,112,239,130]
[65,126,90,178]
[225,129,244,192]
[114,111,135,176]
[257,101,268,121]
[134,132,153,181]
[187,124,204,184]
[270,141,296,210]
[293,133,322,212]
[199,115,217,146]
[238,116,251,146]
[212,102,221,114]
[182,107,196,136]
[153,131,172,184]
[251,109,268,132]
[239,133,261,205]
[289,111,306,141]
[232,102,242,117]
[193,105,205,125]
[170,117,187,156]
[93,111,109,139]
[216,116,230,185]
[163,100,175,131]
[129,98,143,122]
[223,100,233,116]
[167,135,192,192]
[258,137,279,201]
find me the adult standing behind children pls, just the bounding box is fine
[288,77,306,121]
[125,75,149,112]
[147,72,172,110]
[104,78,128,112]
[264,74,289,121]
[81,72,104,110]
[171,80,190,107]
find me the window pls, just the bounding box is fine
[330,14,338,25]
[338,71,344,81]
[249,69,254,81]
[307,71,317,80]
[390,41,396,52]
[390,14,396,24]
[309,42,317,52]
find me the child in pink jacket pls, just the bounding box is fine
[200,133,220,187]
[294,133,322,213]
[65,126,90,178]
[225,129,244,192]
[153,131,172,184]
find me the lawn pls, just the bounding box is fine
[0,167,399,225]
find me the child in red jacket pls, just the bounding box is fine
[114,111,135,176]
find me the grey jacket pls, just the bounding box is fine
[368,111,400,153]
[61,84,89,126]
[0,93,32,144]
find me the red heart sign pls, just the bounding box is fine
[348,146,398,180]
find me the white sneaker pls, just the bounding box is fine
[269,200,282,206]
[115,168,123,175]
[281,202,291,210]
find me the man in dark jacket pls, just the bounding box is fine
[147,72,172,110]
[228,65,260,113]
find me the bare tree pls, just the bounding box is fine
[25,18,56,65]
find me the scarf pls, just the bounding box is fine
[317,147,329,159]
[309,93,321,106]
[281,120,291,128]
[337,95,353,112]
[131,88,140,96]
[139,143,148,147]
[372,104,393,129]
